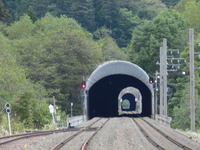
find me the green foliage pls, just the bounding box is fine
[67,0,96,32]
[0,0,9,22]
[2,0,168,47]
[0,31,50,130]
[99,37,128,61]
[112,8,141,47]
[170,81,200,129]
[182,0,200,32]
[131,0,166,20]
[6,15,35,39]
[93,27,112,39]
[7,14,103,116]
[161,0,181,7]
[26,6,37,22]
[167,28,200,130]
[129,10,187,74]
[1,0,200,132]
[0,32,26,111]
[13,92,51,129]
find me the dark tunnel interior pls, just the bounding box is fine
[88,74,152,119]
[121,93,136,111]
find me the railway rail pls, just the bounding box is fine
[133,117,193,150]
[0,128,79,146]
[53,118,109,150]
[133,117,165,150]
[81,118,110,150]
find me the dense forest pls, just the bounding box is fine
[1,0,200,133]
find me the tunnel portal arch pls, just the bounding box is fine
[118,87,142,115]
[84,60,154,119]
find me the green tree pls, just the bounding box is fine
[6,15,35,40]
[0,32,50,129]
[124,0,166,20]
[112,8,141,47]
[99,36,128,61]
[129,10,187,74]
[2,0,54,22]
[94,0,121,29]
[7,14,103,115]
[181,0,200,32]
[170,77,200,129]
[26,6,37,22]
[67,0,96,32]
[0,0,9,22]
[161,0,181,7]
[137,0,166,19]
[13,92,51,129]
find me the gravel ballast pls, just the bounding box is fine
[2,117,200,150]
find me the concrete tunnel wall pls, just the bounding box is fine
[83,60,154,119]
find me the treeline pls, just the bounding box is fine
[1,0,200,132]
[1,0,169,47]
[0,13,127,132]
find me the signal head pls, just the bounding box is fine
[149,77,154,84]
[81,81,86,88]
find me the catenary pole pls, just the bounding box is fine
[160,47,164,115]
[163,38,168,116]
[189,28,195,131]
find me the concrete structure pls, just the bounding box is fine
[83,60,154,119]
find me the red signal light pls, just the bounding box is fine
[149,77,154,84]
[82,84,86,88]
[81,81,86,88]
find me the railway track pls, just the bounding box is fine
[53,118,109,150]
[133,117,192,150]
[0,128,79,146]
[81,118,110,150]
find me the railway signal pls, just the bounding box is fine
[5,103,11,108]
[5,103,12,135]
[81,81,86,88]
[6,108,11,113]
[149,77,154,84]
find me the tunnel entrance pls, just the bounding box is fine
[121,94,135,111]
[84,61,154,120]
[118,87,142,115]
[88,75,151,119]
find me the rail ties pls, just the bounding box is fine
[141,118,192,150]
[53,118,103,150]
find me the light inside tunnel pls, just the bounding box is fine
[121,98,131,110]
[88,74,152,119]
[118,87,142,115]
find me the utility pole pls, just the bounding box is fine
[159,39,168,117]
[189,28,195,132]
[155,71,159,114]
[160,47,164,115]
[163,38,168,116]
